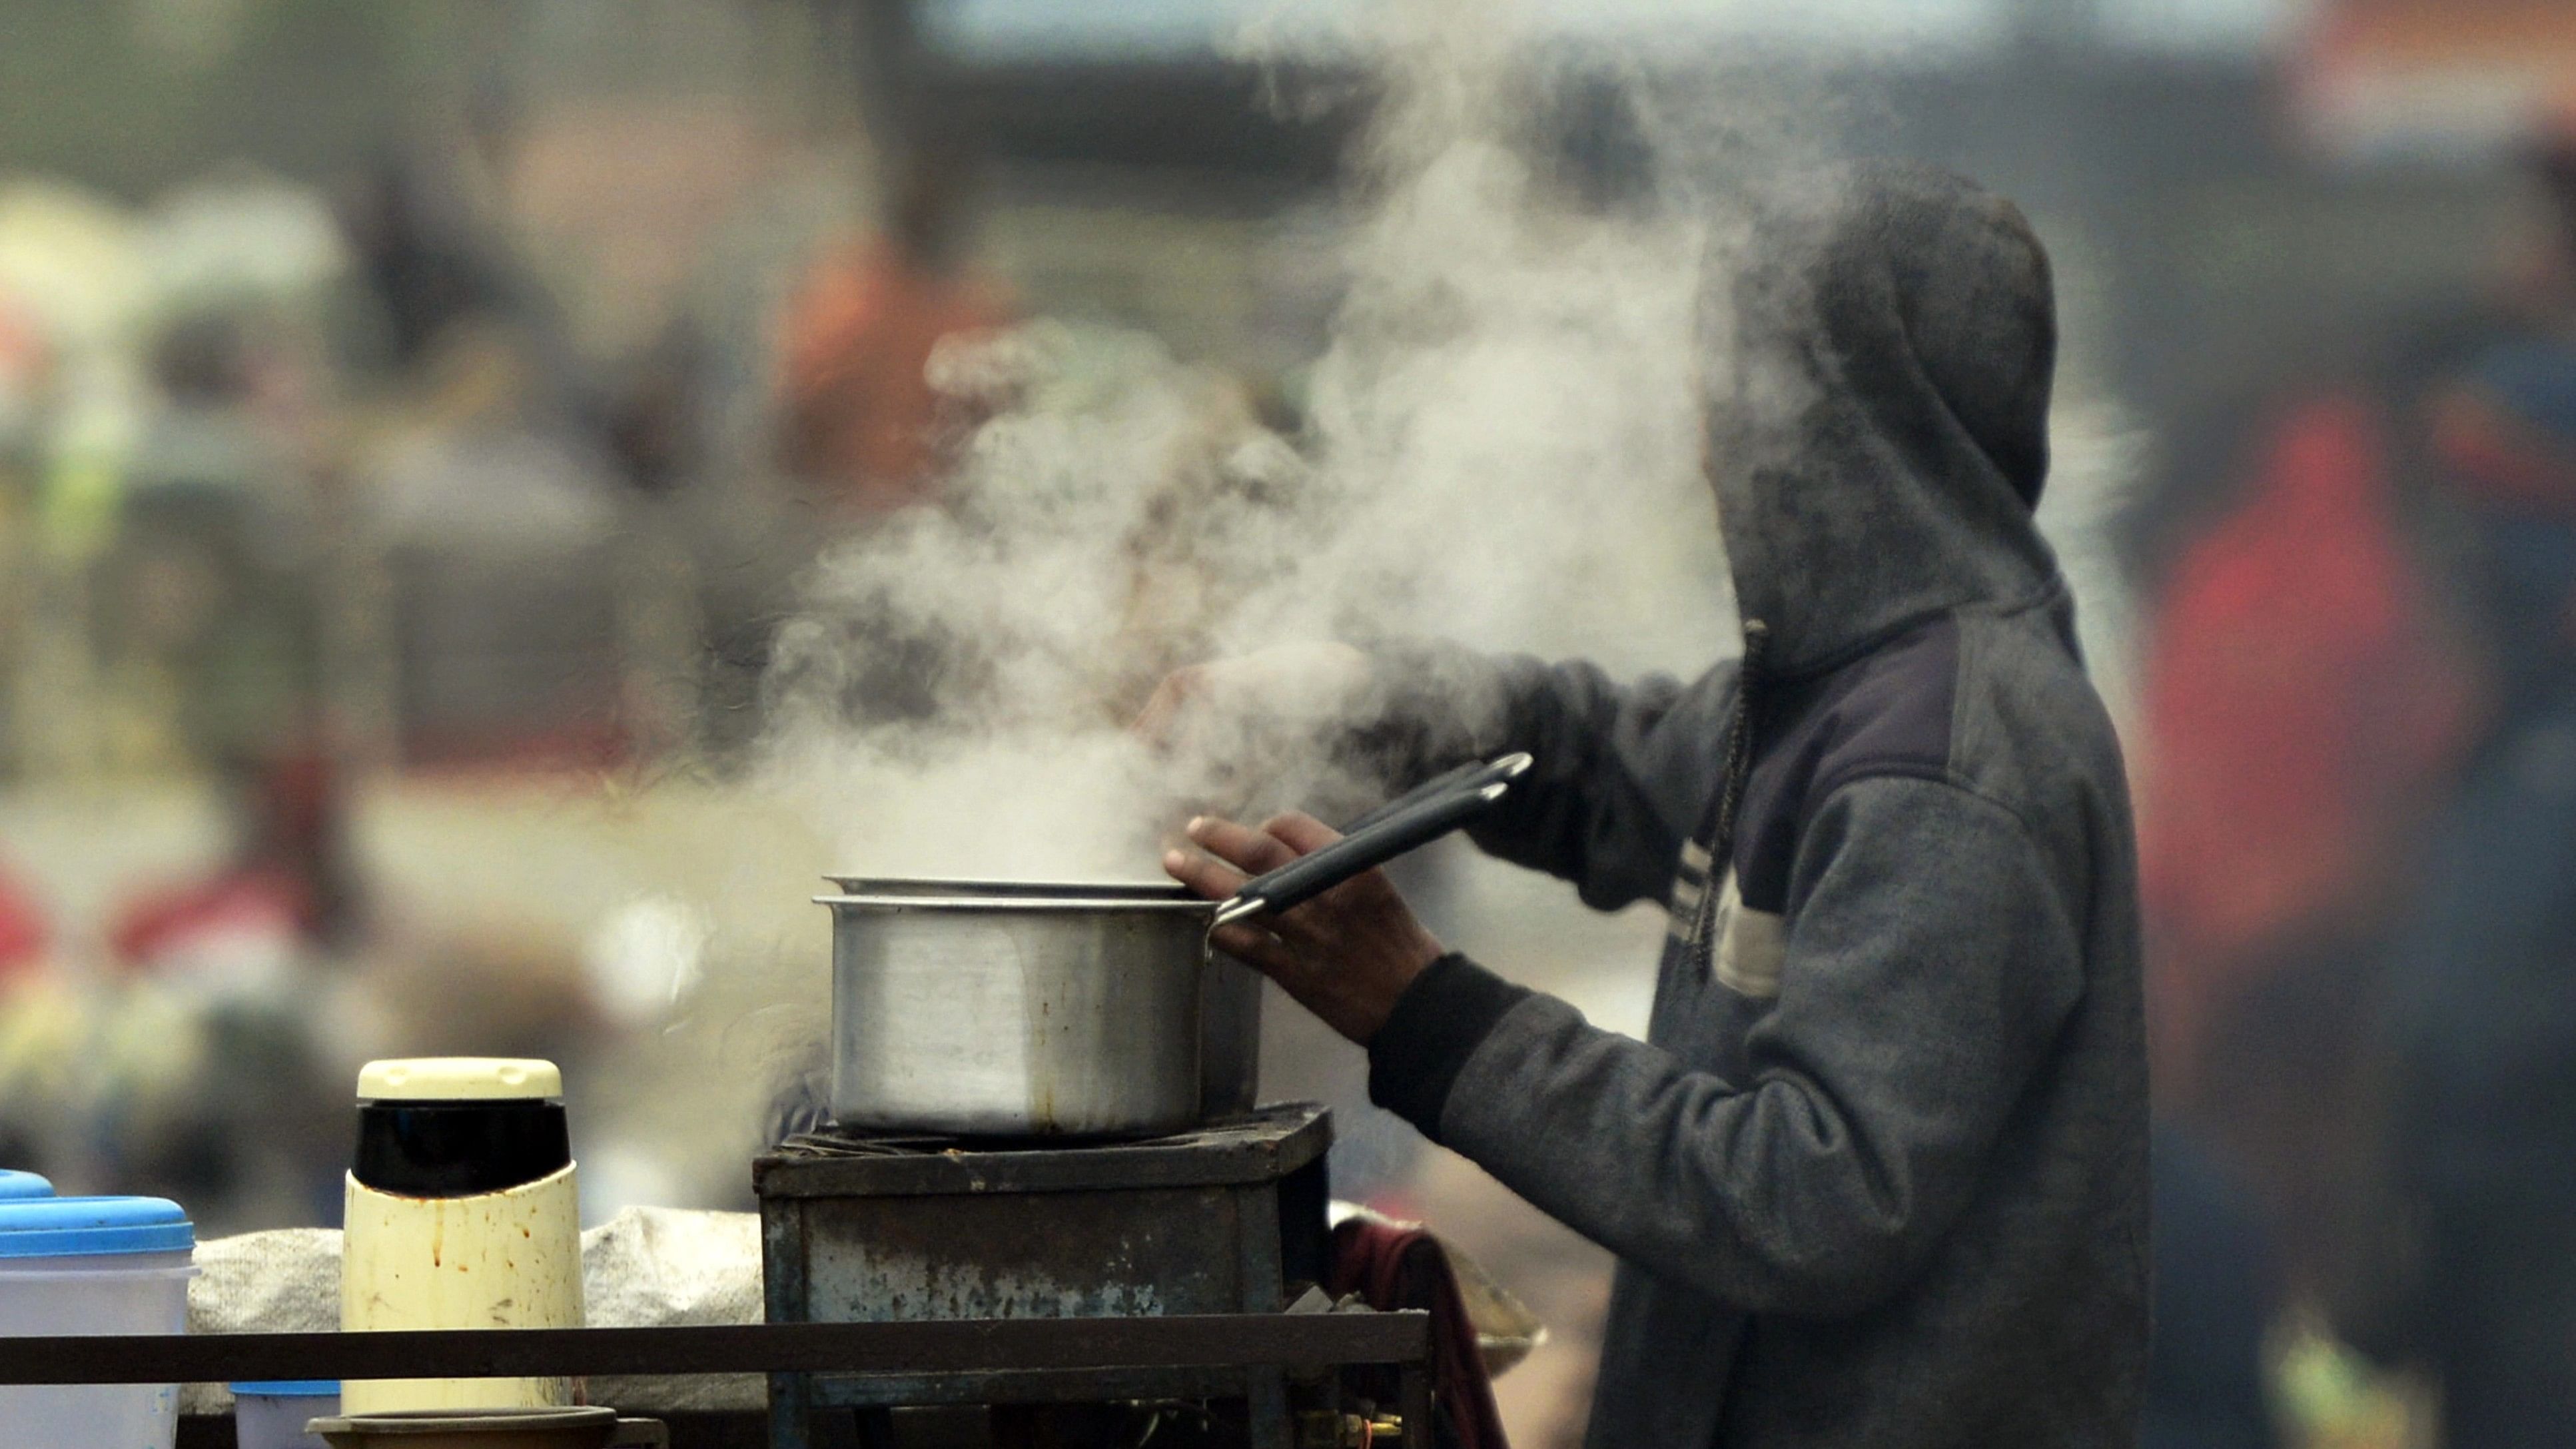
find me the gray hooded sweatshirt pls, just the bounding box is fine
[1360,164,2150,1447]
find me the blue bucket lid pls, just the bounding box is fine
[0,1195,193,1256]
[230,1380,339,1395]
[0,1169,53,1200]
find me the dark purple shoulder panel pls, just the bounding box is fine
[1729,618,1960,913]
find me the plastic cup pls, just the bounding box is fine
[0,1196,196,1449]
[232,1381,340,1449]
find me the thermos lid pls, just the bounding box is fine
[0,1195,192,1256]
[0,1169,53,1199]
[358,1057,562,1103]
[352,1062,573,1196]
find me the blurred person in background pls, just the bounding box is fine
[363,317,630,767]
[777,139,1013,516]
[2127,232,2483,1449]
[340,157,530,382]
[109,750,361,982]
[2367,112,2576,1448]
[344,152,713,502]
[0,749,352,1232]
[95,747,359,1231]
[100,307,325,775]
[2146,101,2576,1445]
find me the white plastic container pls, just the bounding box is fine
[231,1381,338,1449]
[0,1195,196,1449]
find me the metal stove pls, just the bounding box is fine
[757,1103,1348,1448]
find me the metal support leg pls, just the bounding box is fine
[1399,1360,1434,1449]
[1246,1368,1292,1449]
[768,1370,811,1449]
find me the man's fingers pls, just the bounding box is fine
[1261,810,1344,855]
[1186,815,1303,874]
[1162,846,1249,903]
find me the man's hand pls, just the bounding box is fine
[1163,812,1445,1045]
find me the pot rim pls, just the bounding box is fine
[817,876,1212,913]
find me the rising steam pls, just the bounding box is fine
[753,4,1835,883]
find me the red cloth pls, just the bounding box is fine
[1328,1217,1509,1449]
[2137,393,2475,1093]
[107,864,308,972]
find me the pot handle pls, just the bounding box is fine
[1211,752,1531,927]
[1332,758,1486,836]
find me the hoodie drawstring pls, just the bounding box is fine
[1690,619,1769,973]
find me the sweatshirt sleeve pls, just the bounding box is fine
[1366,774,2086,1317]
[1364,641,1736,913]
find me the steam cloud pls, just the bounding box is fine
[756,1,2134,885]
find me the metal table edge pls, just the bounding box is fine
[0,1312,1432,1385]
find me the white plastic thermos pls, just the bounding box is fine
[341,1058,584,1414]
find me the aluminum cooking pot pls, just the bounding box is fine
[818,753,1531,1137]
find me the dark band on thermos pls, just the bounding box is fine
[352,1099,571,1198]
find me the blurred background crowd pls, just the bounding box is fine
[5,0,2576,1445]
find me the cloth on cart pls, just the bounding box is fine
[1328,1212,1509,1449]
[181,1207,765,1415]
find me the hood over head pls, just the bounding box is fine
[1705,162,2062,678]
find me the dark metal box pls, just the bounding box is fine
[756,1104,1333,1443]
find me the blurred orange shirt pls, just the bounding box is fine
[779,239,1012,513]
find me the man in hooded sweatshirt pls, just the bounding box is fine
[1156,162,2150,1446]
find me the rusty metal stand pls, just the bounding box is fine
[757,1105,1338,1448]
